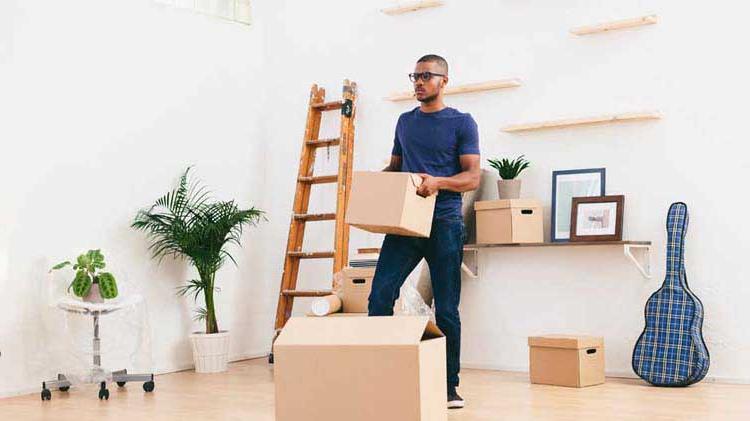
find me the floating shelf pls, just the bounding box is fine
[462,240,653,279]
[501,111,661,133]
[571,14,658,36]
[358,240,651,279]
[385,78,521,102]
[381,0,444,16]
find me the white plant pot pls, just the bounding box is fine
[189,331,230,373]
[83,283,104,303]
[497,179,522,199]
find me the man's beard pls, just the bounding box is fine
[417,92,439,103]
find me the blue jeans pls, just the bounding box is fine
[368,218,464,388]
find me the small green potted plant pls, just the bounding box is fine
[50,249,118,303]
[132,167,264,373]
[487,155,530,199]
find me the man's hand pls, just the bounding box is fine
[416,173,441,197]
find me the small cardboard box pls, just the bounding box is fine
[341,267,375,313]
[346,171,436,238]
[475,199,543,244]
[528,335,605,388]
[275,316,447,421]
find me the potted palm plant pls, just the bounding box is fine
[487,155,531,199]
[132,168,264,373]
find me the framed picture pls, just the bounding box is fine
[570,195,624,242]
[551,168,605,242]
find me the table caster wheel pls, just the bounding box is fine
[98,382,109,400]
[41,388,52,401]
[143,381,155,392]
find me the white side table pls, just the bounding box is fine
[41,295,155,400]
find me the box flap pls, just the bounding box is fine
[276,316,442,347]
[528,335,603,349]
[475,199,541,211]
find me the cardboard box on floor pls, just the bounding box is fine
[528,335,605,388]
[475,199,543,244]
[274,316,447,421]
[341,266,375,313]
[346,171,436,238]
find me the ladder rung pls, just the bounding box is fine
[288,251,335,259]
[293,213,336,222]
[306,138,341,148]
[298,175,338,184]
[311,101,343,111]
[281,289,334,297]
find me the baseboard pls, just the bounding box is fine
[460,361,750,385]
[0,350,271,399]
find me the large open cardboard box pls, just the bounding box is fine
[274,316,447,421]
[346,171,436,238]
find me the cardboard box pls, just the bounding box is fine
[341,266,375,313]
[274,316,447,421]
[528,335,605,388]
[346,171,436,238]
[475,199,543,244]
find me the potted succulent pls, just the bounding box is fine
[50,249,118,303]
[487,155,531,199]
[132,168,264,373]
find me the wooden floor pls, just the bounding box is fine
[1,358,748,420]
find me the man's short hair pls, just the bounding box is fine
[417,54,448,75]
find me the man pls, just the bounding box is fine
[367,54,481,409]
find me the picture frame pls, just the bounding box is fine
[570,195,624,242]
[551,168,605,242]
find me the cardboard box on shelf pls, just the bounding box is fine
[346,171,436,238]
[528,335,605,388]
[274,316,447,421]
[475,199,543,244]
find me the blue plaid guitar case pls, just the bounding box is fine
[632,202,709,386]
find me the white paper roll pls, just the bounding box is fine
[311,294,342,316]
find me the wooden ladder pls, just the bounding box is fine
[271,80,357,358]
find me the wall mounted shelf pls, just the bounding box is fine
[501,111,661,133]
[462,240,652,279]
[571,14,658,36]
[385,78,521,102]
[381,0,444,16]
[359,240,651,279]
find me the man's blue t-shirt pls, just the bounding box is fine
[392,107,480,220]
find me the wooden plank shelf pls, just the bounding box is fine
[356,241,652,279]
[501,111,661,133]
[571,14,658,36]
[381,0,444,16]
[386,78,521,102]
[462,240,652,279]
[464,240,651,249]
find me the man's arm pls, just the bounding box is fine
[383,155,402,172]
[416,154,480,197]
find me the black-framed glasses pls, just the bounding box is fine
[408,72,446,82]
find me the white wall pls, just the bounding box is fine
[2,0,750,396]
[0,0,273,396]
[254,0,750,383]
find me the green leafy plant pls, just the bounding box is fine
[487,155,531,180]
[50,249,119,300]
[131,167,264,334]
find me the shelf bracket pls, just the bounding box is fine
[624,244,652,279]
[461,248,479,278]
